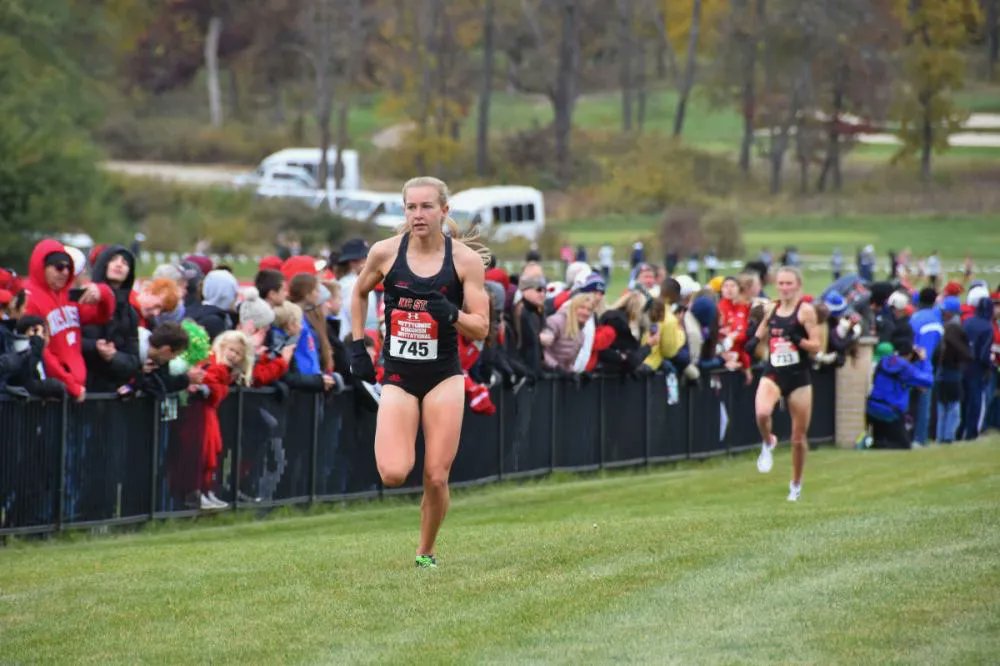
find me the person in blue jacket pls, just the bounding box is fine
[958,287,995,440]
[866,335,933,449]
[908,287,943,445]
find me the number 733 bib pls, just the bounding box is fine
[389,310,439,361]
[769,337,800,368]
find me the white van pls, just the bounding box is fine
[448,186,545,241]
[259,147,361,191]
[334,191,401,226]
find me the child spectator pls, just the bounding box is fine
[271,300,335,392]
[255,269,287,308]
[134,321,194,397]
[23,239,116,401]
[237,288,290,387]
[197,330,254,510]
[642,279,687,372]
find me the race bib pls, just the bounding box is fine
[769,337,800,368]
[389,310,439,361]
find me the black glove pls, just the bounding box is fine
[425,292,459,325]
[350,339,376,383]
[744,336,759,355]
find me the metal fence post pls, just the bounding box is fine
[56,396,69,531]
[549,378,557,472]
[496,386,505,482]
[150,397,160,521]
[644,373,651,467]
[309,393,321,504]
[597,376,606,470]
[686,380,695,459]
[233,388,244,511]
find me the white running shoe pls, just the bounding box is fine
[787,482,802,502]
[205,491,229,509]
[199,493,217,511]
[756,435,777,473]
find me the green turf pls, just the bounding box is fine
[2,440,998,663]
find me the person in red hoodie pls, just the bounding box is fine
[23,239,115,401]
[719,276,752,373]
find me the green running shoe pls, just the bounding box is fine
[415,554,437,568]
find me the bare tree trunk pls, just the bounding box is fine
[920,94,932,182]
[736,0,760,174]
[205,17,223,127]
[648,0,677,80]
[770,84,801,195]
[476,0,495,176]
[618,0,634,132]
[673,0,702,137]
[334,0,363,191]
[228,68,241,120]
[636,41,647,131]
[817,63,846,193]
[988,0,999,80]
[553,0,579,187]
[313,0,335,186]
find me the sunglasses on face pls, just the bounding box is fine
[51,263,72,273]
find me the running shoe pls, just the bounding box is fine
[787,482,802,502]
[415,554,437,568]
[206,491,229,509]
[756,435,777,473]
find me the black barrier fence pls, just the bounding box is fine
[0,368,835,536]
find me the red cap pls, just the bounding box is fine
[258,255,283,272]
[485,267,511,291]
[0,289,12,306]
[280,255,318,281]
[943,280,963,296]
[88,244,108,268]
[184,254,214,276]
[801,294,814,303]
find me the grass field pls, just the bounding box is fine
[2,439,998,663]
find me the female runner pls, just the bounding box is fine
[350,176,489,567]
[750,266,820,501]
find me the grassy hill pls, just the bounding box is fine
[2,439,998,663]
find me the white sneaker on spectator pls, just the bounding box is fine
[199,493,217,511]
[787,482,802,502]
[206,491,229,509]
[756,435,777,473]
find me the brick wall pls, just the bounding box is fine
[834,337,876,448]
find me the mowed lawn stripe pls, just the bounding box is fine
[1,441,997,664]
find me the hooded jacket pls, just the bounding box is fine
[82,245,141,391]
[866,353,933,422]
[23,239,115,398]
[962,297,994,377]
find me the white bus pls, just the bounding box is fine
[448,186,545,242]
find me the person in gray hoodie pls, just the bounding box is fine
[187,269,239,341]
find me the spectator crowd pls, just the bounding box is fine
[3,237,999,512]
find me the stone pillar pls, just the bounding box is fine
[834,337,876,448]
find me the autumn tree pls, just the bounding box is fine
[893,0,980,181]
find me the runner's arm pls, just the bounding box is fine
[454,247,489,341]
[797,303,822,354]
[350,242,390,343]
